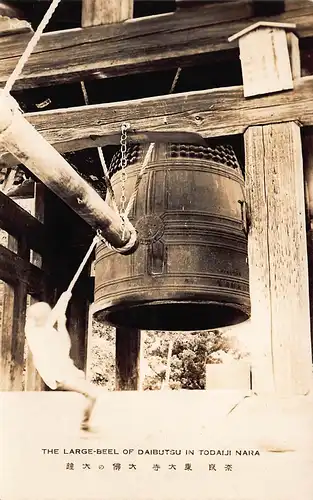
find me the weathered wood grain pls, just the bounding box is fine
[0,100,135,249]
[0,244,46,294]
[9,280,27,391]
[116,327,141,390]
[0,15,32,37]
[1,1,313,89]
[245,123,312,396]
[287,32,301,80]
[244,126,274,394]
[0,282,15,390]
[0,191,45,254]
[1,76,313,165]
[24,184,46,391]
[0,233,42,391]
[82,0,133,27]
[68,290,90,372]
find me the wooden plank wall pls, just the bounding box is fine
[0,184,95,391]
[0,189,47,390]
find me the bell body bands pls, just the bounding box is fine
[93,143,250,331]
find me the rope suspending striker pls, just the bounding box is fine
[80,81,119,215]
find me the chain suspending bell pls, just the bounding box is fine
[93,142,251,331]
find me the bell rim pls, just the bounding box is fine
[92,298,251,331]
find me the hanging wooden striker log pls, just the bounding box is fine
[0,91,137,252]
[93,142,250,331]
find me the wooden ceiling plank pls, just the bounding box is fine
[2,2,313,89]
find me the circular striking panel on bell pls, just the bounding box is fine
[135,214,165,244]
[94,143,250,331]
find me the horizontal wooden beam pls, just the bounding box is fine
[0,191,45,255]
[0,1,313,89]
[0,244,46,295]
[1,75,313,164]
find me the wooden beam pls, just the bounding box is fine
[0,244,46,295]
[0,190,45,255]
[68,288,91,372]
[115,327,141,390]
[24,184,46,391]
[245,122,312,396]
[82,0,133,27]
[0,281,26,390]
[2,75,313,165]
[0,15,32,37]
[0,95,136,251]
[0,235,29,391]
[41,191,95,373]
[1,2,313,89]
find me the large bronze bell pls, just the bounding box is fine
[93,143,250,331]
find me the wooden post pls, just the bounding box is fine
[115,327,141,390]
[0,235,28,390]
[245,122,312,395]
[42,190,94,374]
[68,292,90,372]
[230,23,312,395]
[0,92,136,252]
[82,0,133,27]
[0,281,28,391]
[67,252,93,372]
[24,184,46,391]
[0,5,32,391]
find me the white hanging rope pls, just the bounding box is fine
[124,142,155,219]
[67,234,100,294]
[123,67,181,219]
[80,81,120,214]
[4,0,62,95]
[169,67,182,94]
